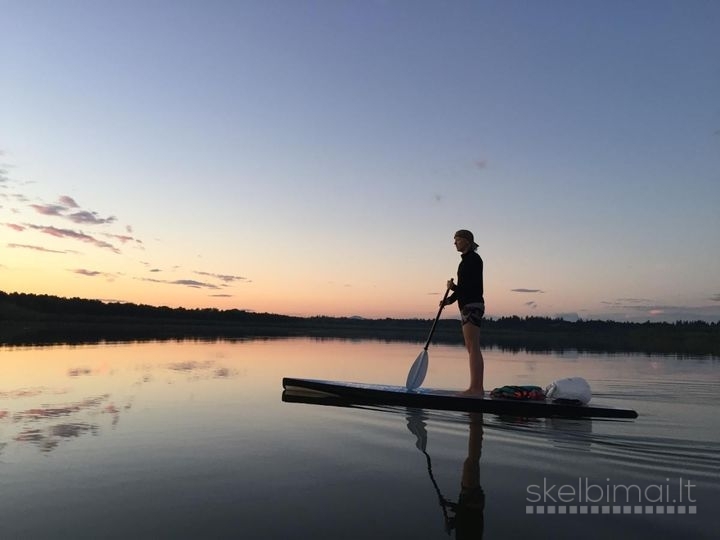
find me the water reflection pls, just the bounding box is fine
[0,345,239,455]
[15,422,98,452]
[407,410,485,539]
[0,339,717,539]
[7,393,126,453]
[166,360,238,380]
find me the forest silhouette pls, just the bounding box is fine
[1,290,718,356]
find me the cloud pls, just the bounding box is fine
[67,210,117,225]
[601,298,655,308]
[474,159,488,170]
[72,269,103,277]
[30,203,66,216]
[599,301,720,322]
[210,294,233,298]
[25,224,120,253]
[7,243,68,254]
[138,277,220,289]
[29,197,116,225]
[174,279,220,289]
[71,268,118,280]
[710,294,720,302]
[4,223,25,231]
[58,195,79,208]
[512,288,545,293]
[194,271,248,283]
[525,301,538,309]
[101,232,142,245]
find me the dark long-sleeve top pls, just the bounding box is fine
[446,251,484,309]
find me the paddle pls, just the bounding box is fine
[405,285,452,391]
[406,409,453,531]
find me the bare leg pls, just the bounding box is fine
[461,322,484,395]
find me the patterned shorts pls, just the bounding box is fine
[461,303,485,327]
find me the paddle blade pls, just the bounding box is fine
[406,411,429,452]
[406,350,428,390]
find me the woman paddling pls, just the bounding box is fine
[441,229,485,395]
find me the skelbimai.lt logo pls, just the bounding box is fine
[526,477,697,515]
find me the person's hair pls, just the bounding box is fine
[455,229,479,250]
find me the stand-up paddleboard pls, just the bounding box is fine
[282,378,638,419]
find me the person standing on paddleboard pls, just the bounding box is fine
[441,229,485,395]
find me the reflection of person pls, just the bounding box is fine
[406,410,485,539]
[450,412,485,539]
[442,229,485,395]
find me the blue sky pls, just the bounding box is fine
[1,0,719,321]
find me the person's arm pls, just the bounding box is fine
[443,278,457,306]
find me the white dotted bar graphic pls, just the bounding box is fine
[526,506,697,515]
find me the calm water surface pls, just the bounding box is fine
[0,338,718,539]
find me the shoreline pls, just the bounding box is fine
[1,318,718,357]
[2,291,718,356]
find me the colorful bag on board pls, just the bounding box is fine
[490,385,546,401]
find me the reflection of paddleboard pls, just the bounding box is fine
[282,378,638,419]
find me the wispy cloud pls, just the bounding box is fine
[525,301,538,309]
[8,243,69,254]
[138,277,220,289]
[67,210,117,225]
[600,299,720,322]
[3,161,141,258]
[175,279,219,288]
[210,294,233,298]
[710,294,720,302]
[71,268,118,280]
[512,288,545,293]
[601,298,654,308]
[58,195,79,208]
[73,269,104,277]
[30,197,116,225]
[101,232,142,245]
[194,271,248,283]
[30,203,66,216]
[24,224,120,253]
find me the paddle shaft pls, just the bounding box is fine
[423,287,451,351]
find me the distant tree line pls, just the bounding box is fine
[1,291,718,356]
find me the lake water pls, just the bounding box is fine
[0,338,718,539]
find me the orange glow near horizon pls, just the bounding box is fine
[1,255,530,319]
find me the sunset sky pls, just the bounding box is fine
[2,1,719,322]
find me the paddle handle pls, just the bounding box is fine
[424,287,451,350]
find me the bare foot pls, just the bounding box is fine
[460,388,485,397]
